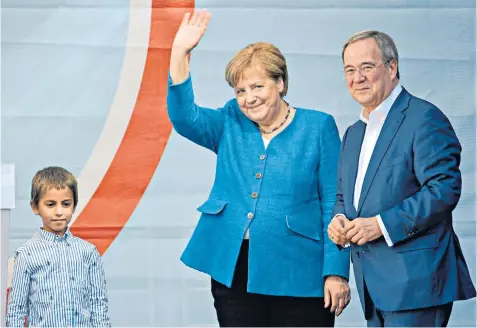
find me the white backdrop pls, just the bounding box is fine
[2,0,475,326]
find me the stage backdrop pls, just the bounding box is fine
[2,0,475,326]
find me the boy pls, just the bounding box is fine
[6,166,111,327]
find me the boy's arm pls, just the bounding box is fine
[89,247,111,327]
[6,251,30,327]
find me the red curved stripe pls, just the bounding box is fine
[71,0,195,255]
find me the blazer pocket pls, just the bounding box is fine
[393,232,439,253]
[197,199,228,215]
[286,213,321,241]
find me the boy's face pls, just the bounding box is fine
[31,187,75,236]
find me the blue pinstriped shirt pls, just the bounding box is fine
[6,228,111,327]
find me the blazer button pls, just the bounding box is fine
[255,173,262,179]
[259,154,266,160]
[251,192,258,198]
[247,212,254,219]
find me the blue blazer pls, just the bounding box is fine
[333,88,476,312]
[167,74,350,297]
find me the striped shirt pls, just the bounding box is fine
[6,228,111,327]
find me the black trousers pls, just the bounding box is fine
[211,240,335,327]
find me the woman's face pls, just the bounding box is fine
[234,65,284,125]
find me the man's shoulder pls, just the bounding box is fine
[346,119,366,133]
[404,90,444,118]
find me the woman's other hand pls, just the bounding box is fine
[324,275,351,317]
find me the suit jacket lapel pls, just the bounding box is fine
[357,89,411,213]
[344,121,366,218]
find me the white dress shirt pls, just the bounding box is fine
[262,136,271,149]
[354,84,402,246]
[339,84,403,247]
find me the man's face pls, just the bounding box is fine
[343,38,398,113]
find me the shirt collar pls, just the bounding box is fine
[359,83,403,124]
[37,227,73,242]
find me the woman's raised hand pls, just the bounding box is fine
[172,10,211,56]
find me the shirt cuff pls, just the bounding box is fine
[376,214,394,246]
[333,213,345,220]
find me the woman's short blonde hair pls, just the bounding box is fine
[225,42,288,97]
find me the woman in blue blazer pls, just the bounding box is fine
[167,10,350,327]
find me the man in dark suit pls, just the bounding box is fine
[327,30,476,326]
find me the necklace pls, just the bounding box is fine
[256,106,291,134]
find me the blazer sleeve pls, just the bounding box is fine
[331,127,349,219]
[379,106,462,244]
[167,72,227,153]
[318,115,350,280]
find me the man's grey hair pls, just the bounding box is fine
[342,30,400,79]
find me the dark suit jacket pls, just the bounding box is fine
[333,87,476,313]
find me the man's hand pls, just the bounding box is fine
[327,215,354,245]
[324,275,351,316]
[346,217,383,246]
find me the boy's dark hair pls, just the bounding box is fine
[31,166,78,208]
